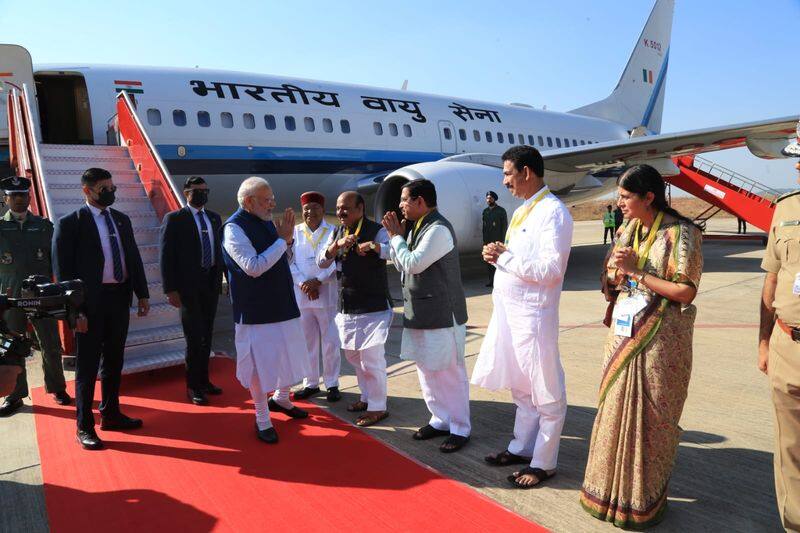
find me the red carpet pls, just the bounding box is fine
[32,358,543,532]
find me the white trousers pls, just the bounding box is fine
[249,374,293,430]
[507,389,566,470]
[417,356,471,437]
[299,306,341,389]
[344,345,387,411]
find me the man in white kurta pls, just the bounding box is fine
[472,146,573,487]
[222,177,310,444]
[318,191,392,427]
[290,191,341,402]
[383,179,471,453]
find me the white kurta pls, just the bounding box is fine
[223,223,309,391]
[471,188,573,406]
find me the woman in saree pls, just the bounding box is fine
[580,164,703,529]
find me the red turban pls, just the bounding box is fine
[300,191,325,207]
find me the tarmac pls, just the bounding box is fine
[0,218,782,532]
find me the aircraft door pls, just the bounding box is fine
[438,120,457,154]
[0,45,36,141]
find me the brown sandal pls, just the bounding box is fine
[355,411,389,427]
[347,401,368,412]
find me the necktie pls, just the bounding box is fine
[197,211,212,269]
[101,210,124,282]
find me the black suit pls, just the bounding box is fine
[53,205,149,430]
[159,206,223,389]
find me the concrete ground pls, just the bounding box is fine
[0,218,782,532]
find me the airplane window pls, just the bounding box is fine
[340,119,351,134]
[220,112,233,128]
[443,127,452,140]
[518,134,525,145]
[580,140,586,145]
[555,138,562,148]
[243,113,255,130]
[285,116,296,131]
[323,118,333,133]
[305,117,315,132]
[172,110,187,127]
[147,108,161,126]
[563,138,569,147]
[538,135,544,146]
[485,131,492,142]
[373,122,383,136]
[473,130,480,142]
[508,133,514,144]
[527,135,534,145]
[389,123,399,137]
[497,132,503,143]
[197,111,210,128]
[459,129,466,141]
[547,137,553,147]
[404,124,412,137]
[264,114,276,130]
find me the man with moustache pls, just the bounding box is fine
[290,191,341,402]
[758,125,800,531]
[160,176,224,406]
[222,177,309,444]
[318,191,391,427]
[472,146,573,488]
[482,190,508,287]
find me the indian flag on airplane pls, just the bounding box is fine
[114,80,143,94]
[641,69,653,84]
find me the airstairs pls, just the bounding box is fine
[667,155,780,232]
[7,86,188,374]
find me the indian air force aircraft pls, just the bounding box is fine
[1,0,797,251]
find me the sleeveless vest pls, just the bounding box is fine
[222,208,300,324]
[335,217,391,314]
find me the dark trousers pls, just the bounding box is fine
[4,309,66,400]
[180,271,219,389]
[603,226,614,244]
[738,219,747,234]
[75,285,130,430]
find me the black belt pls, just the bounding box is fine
[777,319,800,342]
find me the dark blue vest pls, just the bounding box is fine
[222,208,300,324]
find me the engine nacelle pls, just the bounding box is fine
[374,161,520,252]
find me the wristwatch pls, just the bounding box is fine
[369,242,376,251]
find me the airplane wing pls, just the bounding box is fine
[542,115,799,174]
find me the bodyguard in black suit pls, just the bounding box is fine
[159,176,223,405]
[53,168,150,450]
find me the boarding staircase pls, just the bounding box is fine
[7,85,188,374]
[666,155,780,232]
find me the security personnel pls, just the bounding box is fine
[0,176,70,417]
[759,126,800,533]
[602,204,615,244]
[482,191,508,287]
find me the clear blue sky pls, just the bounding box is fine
[2,0,798,189]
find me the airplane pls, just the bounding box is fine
[0,0,797,251]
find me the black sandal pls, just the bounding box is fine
[484,450,532,466]
[413,424,450,440]
[507,467,555,489]
[439,435,469,453]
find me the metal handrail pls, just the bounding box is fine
[20,83,54,219]
[116,90,185,208]
[693,155,780,202]
[8,90,31,177]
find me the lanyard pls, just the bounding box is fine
[302,224,328,250]
[411,213,428,245]
[505,187,549,244]
[633,211,664,270]
[341,217,363,258]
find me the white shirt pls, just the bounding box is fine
[290,220,337,309]
[86,202,128,284]
[188,205,215,266]
[390,222,465,371]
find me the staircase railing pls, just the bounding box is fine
[114,90,184,220]
[690,155,780,204]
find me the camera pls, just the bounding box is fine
[0,275,84,368]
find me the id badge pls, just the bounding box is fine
[613,294,647,337]
[614,312,633,337]
[794,273,800,296]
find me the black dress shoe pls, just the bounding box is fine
[204,382,223,395]
[293,386,320,400]
[52,390,72,406]
[77,429,104,450]
[256,426,278,444]
[326,386,341,402]
[0,398,23,417]
[268,398,308,419]
[187,388,209,406]
[100,413,143,431]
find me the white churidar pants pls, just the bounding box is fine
[344,345,387,411]
[416,355,471,437]
[507,389,567,471]
[299,306,340,389]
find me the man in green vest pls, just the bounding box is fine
[602,204,616,244]
[0,176,70,417]
[482,191,507,287]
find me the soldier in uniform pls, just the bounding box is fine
[482,191,508,287]
[759,126,800,533]
[0,176,70,417]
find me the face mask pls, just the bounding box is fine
[96,189,115,207]
[189,189,209,207]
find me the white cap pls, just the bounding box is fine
[781,121,800,157]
